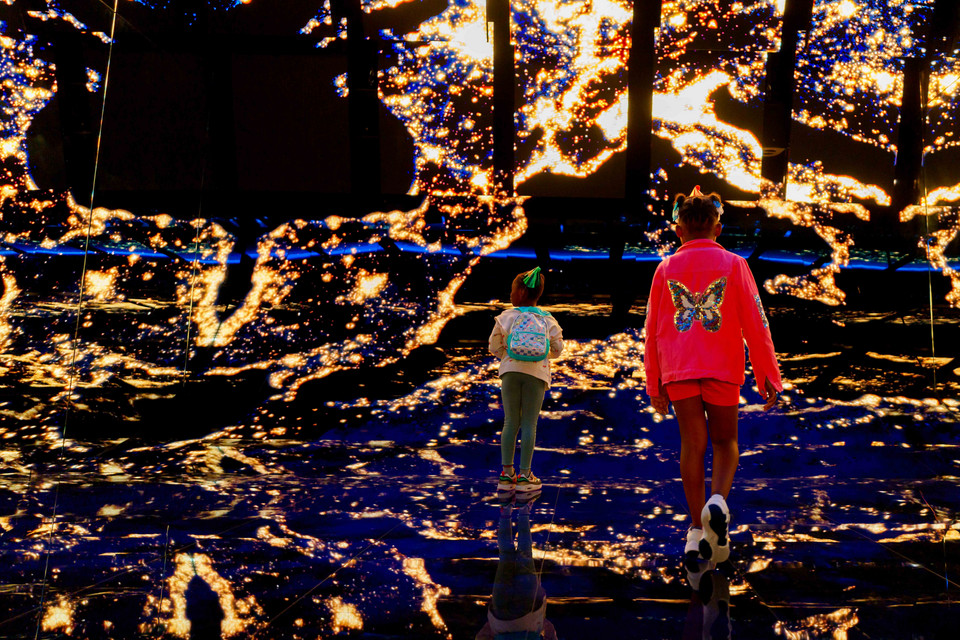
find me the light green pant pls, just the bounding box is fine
[500,372,547,470]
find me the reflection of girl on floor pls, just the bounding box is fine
[476,495,557,640]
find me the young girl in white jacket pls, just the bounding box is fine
[488,267,564,492]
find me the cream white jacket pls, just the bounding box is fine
[488,307,564,387]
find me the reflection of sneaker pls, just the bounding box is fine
[497,472,517,492]
[700,569,731,639]
[685,556,715,592]
[715,559,735,579]
[494,489,516,507]
[516,471,542,493]
[516,489,541,514]
[699,494,731,563]
[685,527,704,573]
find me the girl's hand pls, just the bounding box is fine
[763,378,779,411]
[651,395,670,415]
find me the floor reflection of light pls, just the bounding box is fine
[400,558,451,636]
[146,553,262,638]
[774,607,859,640]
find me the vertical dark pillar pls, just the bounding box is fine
[53,35,97,203]
[892,58,929,216]
[899,0,960,224]
[203,46,238,214]
[612,0,660,327]
[625,0,660,208]
[759,0,813,197]
[190,7,246,371]
[488,0,515,195]
[342,0,381,210]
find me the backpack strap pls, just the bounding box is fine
[515,306,552,317]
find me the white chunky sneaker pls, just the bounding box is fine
[699,494,731,563]
[685,526,704,573]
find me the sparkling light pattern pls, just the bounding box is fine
[373,2,495,195]
[0,8,532,402]
[0,0,955,456]
[0,303,957,635]
[792,0,931,153]
[511,0,632,185]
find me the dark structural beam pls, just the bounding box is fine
[896,0,960,229]
[760,0,813,198]
[625,0,660,209]
[339,0,382,210]
[52,33,97,203]
[893,57,929,217]
[488,0,515,195]
[612,0,661,327]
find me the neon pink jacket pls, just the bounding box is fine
[643,239,783,396]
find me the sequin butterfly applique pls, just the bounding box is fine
[753,294,769,328]
[667,277,727,333]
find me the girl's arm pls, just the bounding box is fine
[734,258,783,400]
[542,619,558,640]
[547,319,564,359]
[644,265,666,405]
[475,621,494,640]
[488,317,506,358]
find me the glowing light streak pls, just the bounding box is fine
[418,448,463,476]
[362,0,417,12]
[401,557,452,637]
[901,206,960,307]
[182,221,300,348]
[0,263,18,350]
[25,8,112,44]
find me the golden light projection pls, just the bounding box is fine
[511,0,633,184]
[325,596,364,634]
[742,195,871,305]
[83,268,120,302]
[342,269,389,304]
[40,595,75,635]
[0,263,19,349]
[143,553,262,638]
[0,0,954,426]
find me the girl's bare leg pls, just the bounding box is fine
[673,395,709,528]
[704,402,739,499]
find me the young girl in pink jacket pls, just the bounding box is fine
[643,187,782,575]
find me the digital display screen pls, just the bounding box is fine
[0,3,957,639]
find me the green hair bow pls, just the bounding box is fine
[523,266,541,288]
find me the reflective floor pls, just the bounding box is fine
[1,304,959,639]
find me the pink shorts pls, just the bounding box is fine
[665,378,740,406]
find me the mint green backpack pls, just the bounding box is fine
[506,307,551,362]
